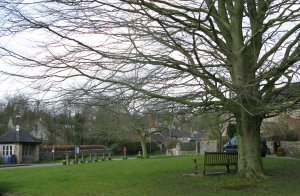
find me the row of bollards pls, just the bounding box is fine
[63,153,112,165]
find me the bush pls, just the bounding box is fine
[110,143,121,155]
[110,141,159,155]
[110,141,141,155]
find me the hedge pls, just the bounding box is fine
[39,144,110,161]
[110,141,159,155]
[40,144,107,151]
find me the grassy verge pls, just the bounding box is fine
[0,155,299,196]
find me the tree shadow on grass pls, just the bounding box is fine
[0,181,19,196]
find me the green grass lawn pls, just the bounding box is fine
[1,156,300,196]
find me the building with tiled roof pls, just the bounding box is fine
[0,127,41,164]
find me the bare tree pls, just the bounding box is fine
[81,96,130,145]
[1,0,300,178]
[121,95,175,158]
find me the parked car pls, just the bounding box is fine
[223,135,268,157]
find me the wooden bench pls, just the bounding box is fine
[194,152,238,175]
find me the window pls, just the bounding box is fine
[22,145,32,156]
[1,145,14,156]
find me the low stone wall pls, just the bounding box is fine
[281,141,300,156]
[199,140,218,154]
[167,140,300,157]
[166,140,218,155]
[267,141,300,156]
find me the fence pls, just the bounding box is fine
[39,145,112,161]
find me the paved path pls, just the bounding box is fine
[0,157,137,170]
[0,163,61,170]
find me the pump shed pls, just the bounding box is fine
[0,129,42,164]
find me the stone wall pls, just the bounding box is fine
[267,141,300,156]
[166,140,300,157]
[166,140,218,155]
[281,141,300,156]
[199,140,218,154]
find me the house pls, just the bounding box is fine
[0,127,42,164]
[164,130,193,142]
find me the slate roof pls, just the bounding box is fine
[0,129,42,144]
[151,133,166,143]
[193,130,208,140]
[162,130,192,138]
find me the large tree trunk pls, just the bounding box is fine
[237,111,266,179]
[140,137,149,158]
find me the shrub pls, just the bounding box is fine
[110,141,159,155]
[110,143,121,155]
[110,141,141,155]
[277,147,285,152]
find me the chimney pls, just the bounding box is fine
[16,125,20,142]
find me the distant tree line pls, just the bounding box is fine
[0,94,131,145]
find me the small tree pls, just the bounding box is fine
[125,99,172,158]
[74,113,85,145]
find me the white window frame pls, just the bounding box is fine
[1,145,14,156]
